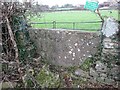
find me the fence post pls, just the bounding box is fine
[53,21,56,29]
[73,22,75,30]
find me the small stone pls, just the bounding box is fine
[97,77,105,83]
[71,49,73,51]
[81,39,84,41]
[69,46,72,48]
[95,61,107,73]
[83,54,86,57]
[72,58,75,60]
[75,43,78,46]
[69,32,71,35]
[103,42,114,49]
[57,31,60,34]
[89,42,92,44]
[75,69,88,78]
[41,52,45,57]
[35,31,37,34]
[78,49,80,52]
[89,68,98,78]
[109,67,119,80]
[87,51,89,53]
[110,67,119,76]
[64,56,67,59]
[59,56,61,58]
[0,43,2,53]
[73,53,75,57]
[87,43,89,46]
[88,55,92,57]
[82,47,84,49]
[69,51,72,54]
[104,78,115,85]
[89,77,97,83]
[100,73,107,78]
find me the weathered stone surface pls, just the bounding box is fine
[0,42,2,53]
[29,29,100,67]
[88,77,97,83]
[103,38,117,49]
[95,61,107,73]
[74,69,88,78]
[104,78,115,85]
[97,77,115,85]
[89,68,98,78]
[97,77,105,83]
[102,37,119,55]
[109,66,120,81]
[27,17,119,87]
[100,73,107,78]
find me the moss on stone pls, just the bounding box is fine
[36,65,60,88]
[80,58,93,71]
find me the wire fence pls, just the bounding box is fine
[30,21,102,31]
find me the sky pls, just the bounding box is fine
[36,0,108,7]
[18,0,108,7]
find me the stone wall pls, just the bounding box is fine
[28,19,119,87]
[29,29,101,67]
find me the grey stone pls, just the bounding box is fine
[88,76,97,83]
[97,77,105,83]
[110,67,119,76]
[74,69,88,78]
[109,67,120,80]
[104,78,115,85]
[114,76,120,81]
[0,43,2,53]
[95,61,107,73]
[103,42,115,49]
[89,68,98,78]
[29,29,100,67]
[102,38,118,49]
[103,38,111,42]
[97,77,115,85]
[100,73,107,78]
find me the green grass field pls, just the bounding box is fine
[30,10,119,31]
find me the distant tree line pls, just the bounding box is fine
[31,1,119,12]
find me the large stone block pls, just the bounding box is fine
[29,29,101,67]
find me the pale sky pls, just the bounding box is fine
[19,0,108,7]
[36,0,108,7]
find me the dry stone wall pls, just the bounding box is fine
[29,29,101,67]
[28,18,119,87]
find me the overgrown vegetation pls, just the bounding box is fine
[0,1,119,88]
[1,1,41,88]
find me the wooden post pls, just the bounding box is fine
[73,22,75,30]
[96,9,104,22]
[53,21,56,29]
